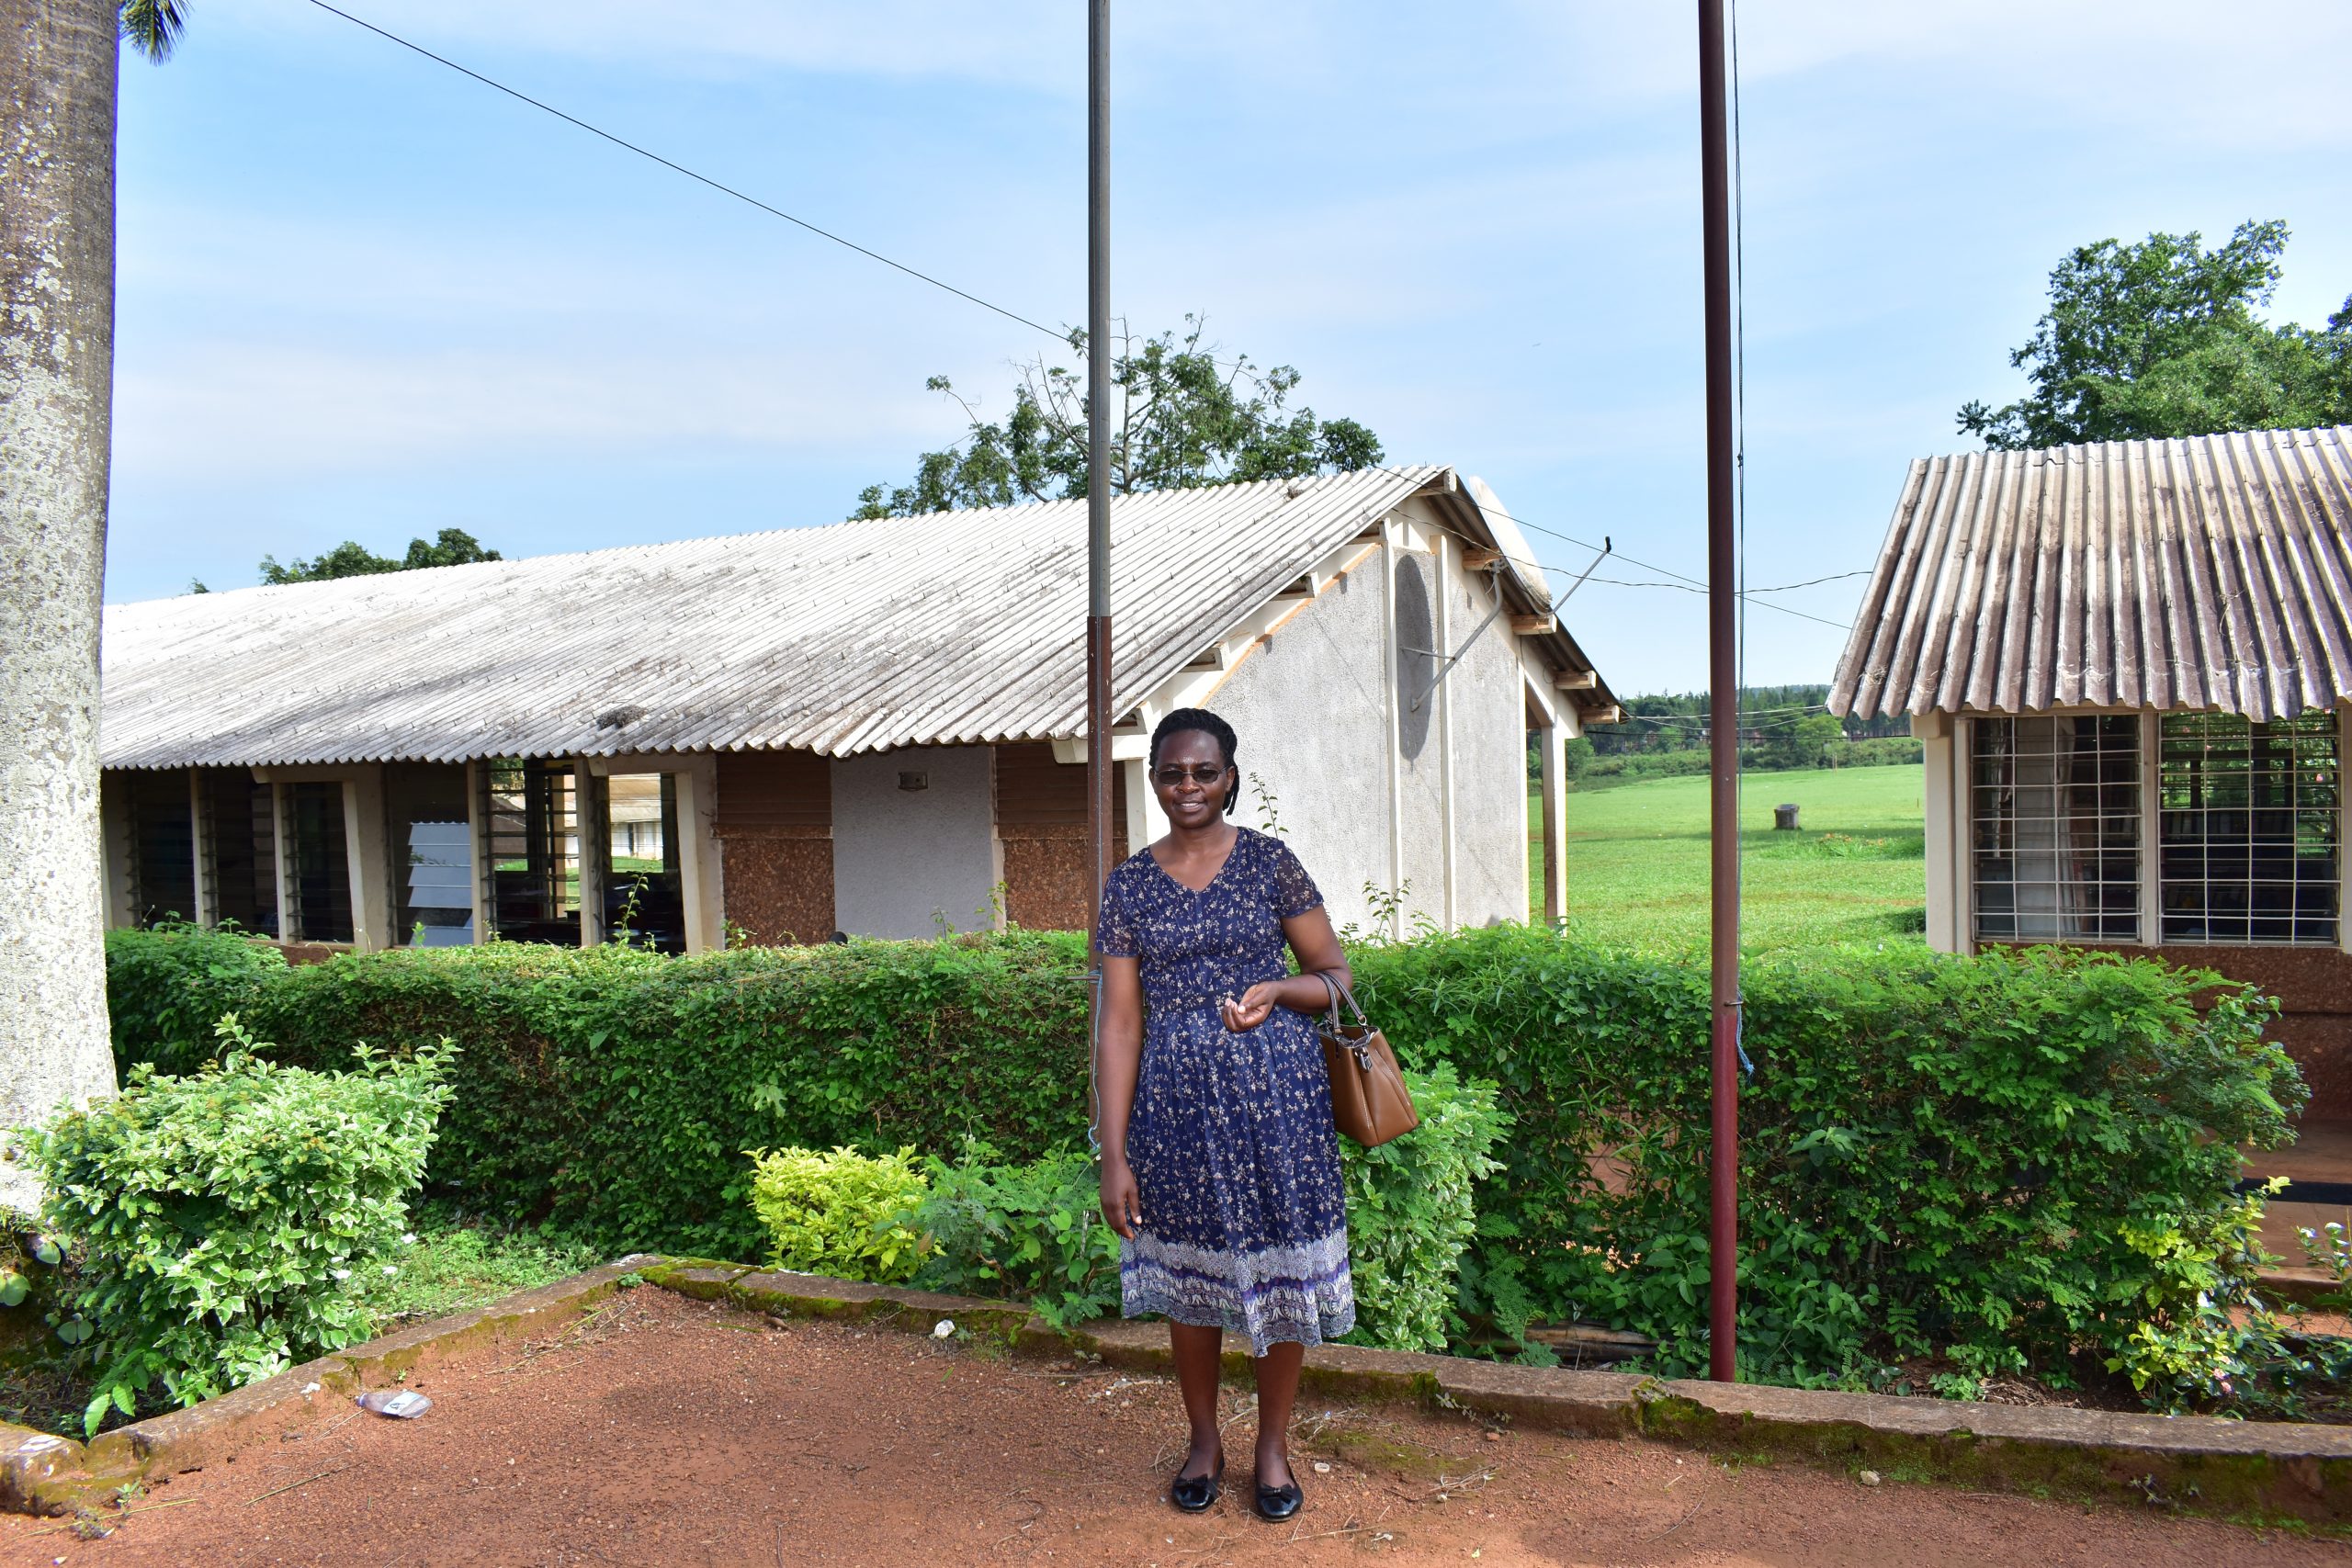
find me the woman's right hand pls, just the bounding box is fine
[1099,1156,1142,1239]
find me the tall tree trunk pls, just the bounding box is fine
[0,0,119,1214]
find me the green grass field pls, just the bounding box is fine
[1532,764,1928,953]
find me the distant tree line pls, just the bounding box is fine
[1536,684,1922,788]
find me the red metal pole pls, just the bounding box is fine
[1085,0,1114,1098]
[1697,0,1741,1384]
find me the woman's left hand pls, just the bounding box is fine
[1220,983,1282,1033]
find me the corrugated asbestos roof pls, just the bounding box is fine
[102,466,1607,769]
[1829,425,2352,721]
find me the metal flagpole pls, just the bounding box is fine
[1085,0,1114,1134]
[1698,0,1742,1384]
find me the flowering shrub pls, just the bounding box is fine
[25,1017,452,1434]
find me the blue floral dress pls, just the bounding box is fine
[1096,826,1355,1355]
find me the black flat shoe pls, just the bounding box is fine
[1253,1477,1303,1523]
[1170,1454,1224,1513]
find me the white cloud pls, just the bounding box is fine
[113,339,944,479]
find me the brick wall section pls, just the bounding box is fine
[714,750,835,945]
[2007,942,2352,1118]
[2124,944,2352,1119]
[994,743,1127,932]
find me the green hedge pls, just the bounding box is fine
[107,931,1093,1260]
[100,925,2302,1391]
[1350,926,2302,1386]
[102,925,287,1077]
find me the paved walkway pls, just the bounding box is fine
[2250,1118,2352,1284]
[2,1289,2341,1568]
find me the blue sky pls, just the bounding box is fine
[108,1,2352,693]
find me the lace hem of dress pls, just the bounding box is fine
[1120,1227,1356,1357]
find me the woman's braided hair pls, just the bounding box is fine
[1150,708,1241,818]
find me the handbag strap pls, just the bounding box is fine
[1313,970,1370,1032]
[1315,970,1341,1032]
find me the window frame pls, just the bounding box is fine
[1964,712,2146,946]
[1962,706,2346,952]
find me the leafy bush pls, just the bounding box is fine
[26,1017,452,1434]
[101,925,2308,1404]
[746,1145,928,1282]
[1336,1065,1510,1353]
[1350,927,2304,1389]
[102,924,286,1077]
[908,1141,1120,1330]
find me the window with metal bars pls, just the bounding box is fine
[1970,715,2142,943]
[2157,711,2340,945]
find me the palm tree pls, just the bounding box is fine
[0,0,181,1213]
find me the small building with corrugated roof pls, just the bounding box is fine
[99,466,1619,956]
[1829,423,2351,1111]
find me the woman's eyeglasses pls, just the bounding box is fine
[1153,764,1229,788]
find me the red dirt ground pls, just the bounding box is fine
[2,1288,2341,1568]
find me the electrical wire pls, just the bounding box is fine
[1380,465,1855,632]
[301,0,1068,343]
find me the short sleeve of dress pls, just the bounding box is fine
[1267,835,1325,919]
[1095,864,1138,956]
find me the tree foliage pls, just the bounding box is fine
[852,317,1385,519]
[259,527,503,586]
[119,0,189,62]
[1959,220,2352,448]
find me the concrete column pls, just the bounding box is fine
[2140,711,2162,949]
[673,756,725,953]
[1379,517,1404,940]
[187,768,213,928]
[1915,713,1961,953]
[1124,756,1162,852]
[99,774,134,930]
[576,765,609,947]
[1536,723,1568,925]
[1436,534,1457,931]
[269,782,295,942]
[464,761,492,943]
[343,766,393,952]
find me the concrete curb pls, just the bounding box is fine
[639,1258,2352,1528]
[3,1255,656,1516]
[11,1254,2348,1526]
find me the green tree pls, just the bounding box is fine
[1959,220,2352,449]
[260,527,503,585]
[1756,713,1842,771]
[852,317,1385,519]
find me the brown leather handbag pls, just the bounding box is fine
[1316,973,1419,1147]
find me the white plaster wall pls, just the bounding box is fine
[830,746,1001,938]
[1448,549,1539,927]
[1207,561,1394,935]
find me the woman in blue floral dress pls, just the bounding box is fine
[1095,707,1353,1523]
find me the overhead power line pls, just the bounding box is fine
[302,0,1067,342]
